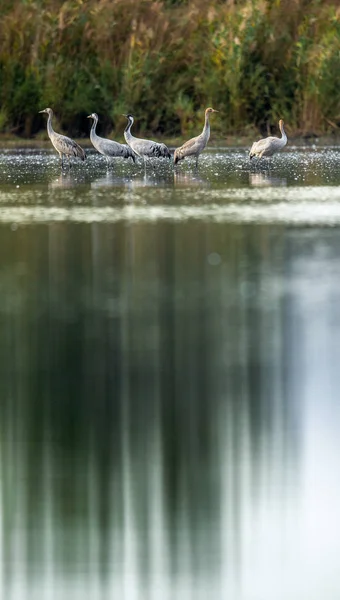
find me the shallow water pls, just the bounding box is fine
[1,147,340,599]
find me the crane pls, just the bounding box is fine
[39,108,86,166]
[249,119,287,160]
[87,113,136,164]
[174,107,219,167]
[123,114,171,165]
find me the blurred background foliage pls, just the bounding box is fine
[0,0,340,138]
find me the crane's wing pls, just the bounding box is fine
[250,138,270,154]
[113,142,137,162]
[176,135,201,155]
[123,144,137,162]
[134,139,171,159]
[101,139,134,158]
[54,133,86,160]
[250,136,285,157]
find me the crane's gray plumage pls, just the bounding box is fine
[249,119,287,159]
[39,108,86,165]
[123,115,171,162]
[87,113,136,164]
[174,107,219,167]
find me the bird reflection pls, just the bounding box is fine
[90,170,173,190]
[173,170,209,188]
[49,170,86,188]
[129,172,172,188]
[249,172,287,187]
[91,171,132,189]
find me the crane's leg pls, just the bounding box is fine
[258,153,269,171]
[195,156,199,168]
[259,152,269,171]
[253,156,261,171]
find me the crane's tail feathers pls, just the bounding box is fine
[76,144,86,161]
[160,144,171,159]
[127,149,136,162]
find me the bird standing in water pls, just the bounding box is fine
[87,113,136,165]
[39,108,86,167]
[174,107,219,167]
[123,114,171,166]
[249,119,287,161]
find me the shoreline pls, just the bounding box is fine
[0,134,339,150]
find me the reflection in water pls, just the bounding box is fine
[2,147,340,188]
[126,171,173,189]
[91,171,173,190]
[49,170,87,189]
[1,222,340,599]
[91,171,132,189]
[173,170,209,188]
[249,172,287,187]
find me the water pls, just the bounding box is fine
[1,147,340,599]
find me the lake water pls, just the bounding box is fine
[1,146,340,600]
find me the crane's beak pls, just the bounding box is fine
[212,109,219,113]
[39,110,45,113]
[86,115,92,119]
[122,114,127,118]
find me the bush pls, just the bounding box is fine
[0,0,339,138]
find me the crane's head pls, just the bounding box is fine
[205,107,219,115]
[87,113,98,120]
[39,107,53,116]
[279,119,284,128]
[122,114,134,123]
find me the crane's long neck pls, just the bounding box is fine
[124,118,133,142]
[46,112,54,139]
[280,122,287,143]
[90,117,99,142]
[202,112,211,142]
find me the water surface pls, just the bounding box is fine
[1,147,340,600]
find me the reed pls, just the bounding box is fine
[0,0,339,138]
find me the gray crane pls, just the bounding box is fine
[87,113,136,165]
[123,114,171,165]
[39,108,86,166]
[249,119,287,160]
[174,107,219,167]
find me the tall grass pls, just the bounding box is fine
[0,0,339,138]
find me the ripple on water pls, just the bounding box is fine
[0,189,340,226]
[0,148,340,225]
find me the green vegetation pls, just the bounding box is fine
[0,0,340,139]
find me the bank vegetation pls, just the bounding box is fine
[0,0,340,139]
